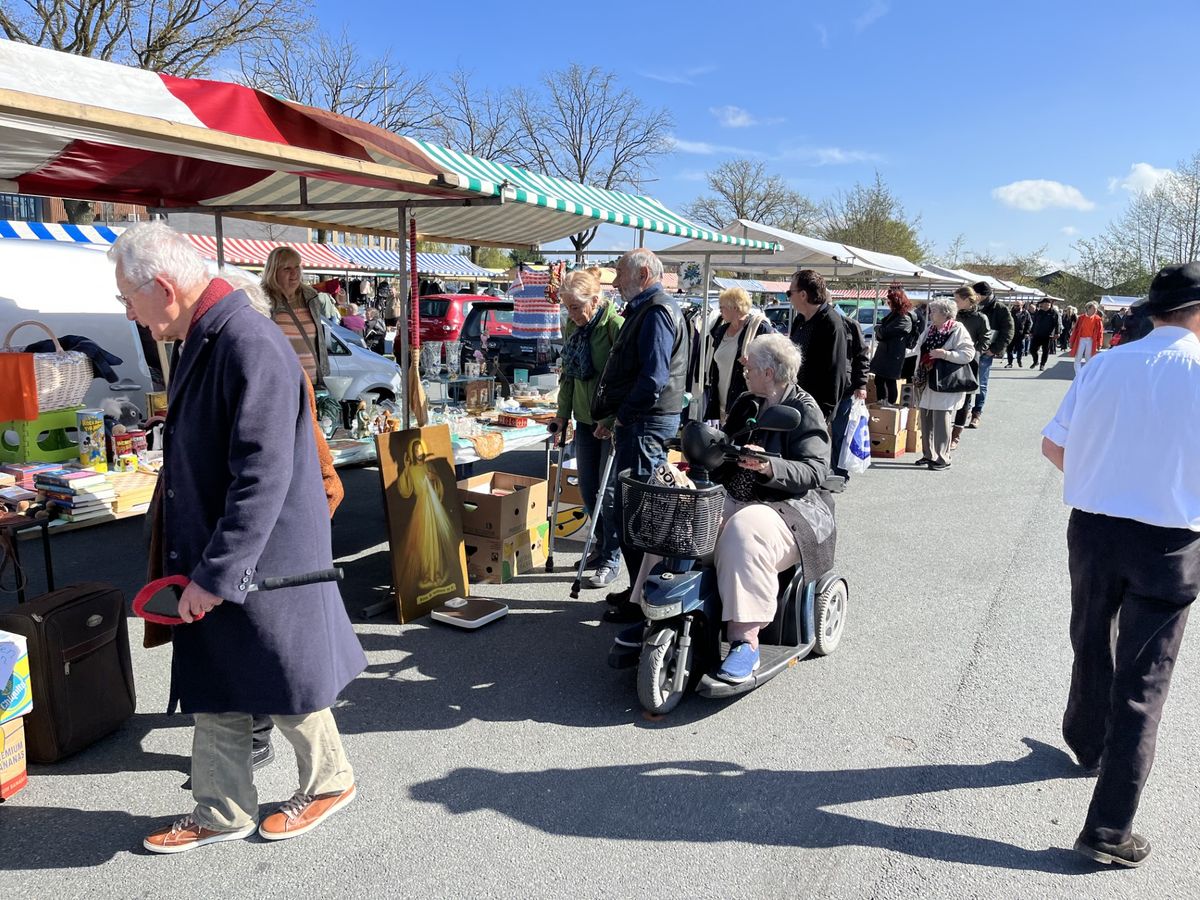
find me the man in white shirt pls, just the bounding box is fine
[1041,263,1200,868]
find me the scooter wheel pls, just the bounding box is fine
[813,578,848,656]
[637,628,691,715]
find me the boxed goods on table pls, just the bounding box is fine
[465,523,550,584]
[0,716,27,801]
[870,431,907,459]
[0,630,32,725]
[865,404,909,436]
[457,472,548,539]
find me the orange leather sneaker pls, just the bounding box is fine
[144,815,256,854]
[258,784,356,841]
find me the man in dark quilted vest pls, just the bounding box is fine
[591,249,688,624]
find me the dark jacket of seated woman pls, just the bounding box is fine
[713,386,830,499]
[711,385,837,576]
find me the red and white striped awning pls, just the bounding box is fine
[183,234,360,270]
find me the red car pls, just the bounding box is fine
[418,294,512,343]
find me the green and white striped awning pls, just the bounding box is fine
[415,141,779,251]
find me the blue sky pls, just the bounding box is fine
[315,0,1200,266]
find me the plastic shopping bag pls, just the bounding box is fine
[838,398,872,474]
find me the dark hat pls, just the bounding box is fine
[1142,262,1200,314]
[1146,262,1200,314]
[972,280,994,299]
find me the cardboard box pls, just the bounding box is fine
[866,404,909,436]
[905,425,923,454]
[549,463,585,507]
[867,375,907,406]
[0,631,32,726]
[870,430,907,458]
[457,472,548,539]
[0,717,27,801]
[464,523,550,584]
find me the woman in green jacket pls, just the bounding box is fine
[553,268,624,588]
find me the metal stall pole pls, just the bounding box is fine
[695,252,713,422]
[214,213,226,270]
[397,205,410,428]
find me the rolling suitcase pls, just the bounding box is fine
[0,582,135,763]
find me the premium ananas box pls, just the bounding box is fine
[0,717,27,801]
[0,630,32,726]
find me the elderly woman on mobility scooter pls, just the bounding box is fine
[621,333,836,686]
[709,334,834,681]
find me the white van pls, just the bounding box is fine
[0,240,403,414]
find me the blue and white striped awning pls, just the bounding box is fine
[329,246,494,277]
[0,219,124,244]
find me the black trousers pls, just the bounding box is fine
[877,377,899,404]
[1007,336,1025,366]
[1064,510,1200,843]
[1030,335,1053,368]
[252,714,273,750]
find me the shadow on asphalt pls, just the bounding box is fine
[409,738,1099,874]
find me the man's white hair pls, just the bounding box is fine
[107,221,208,289]
[620,248,664,283]
[746,333,803,385]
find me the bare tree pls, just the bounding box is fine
[512,64,672,260]
[820,171,929,261]
[683,159,820,235]
[435,69,523,264]
[0,0,305,77]
[239,29,438,136]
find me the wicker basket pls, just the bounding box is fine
[2,320,94,412]
[619,471,727,560]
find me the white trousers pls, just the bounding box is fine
[1074,337,1094,373]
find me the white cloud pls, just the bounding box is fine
[815,23,830,48]
[855,0,890,30]
[677,169,708,182]
[1108,162,1174,195]
[709,105,783,128]
[991,179,1096,212]
[1061,226,1079,236]
[777,145,882,166]
[639,66,715,86]
[667,136,759,156]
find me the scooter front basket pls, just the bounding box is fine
[619,471,727,560]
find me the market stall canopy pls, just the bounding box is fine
[330,247,494,278]
[1100,294,1142,309]
[183,233,358,269]
[666,220,962,285]
[0,43,780,252]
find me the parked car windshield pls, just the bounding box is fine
[462,306,515,339]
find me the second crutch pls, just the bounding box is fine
[569,438,616,599]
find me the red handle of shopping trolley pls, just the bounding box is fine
[133,568,344,625]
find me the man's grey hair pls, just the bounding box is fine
[928,298,958,321]
[619,248,664,283]
[107,221,208,289]
[745,333,803,386]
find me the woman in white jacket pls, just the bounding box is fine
[913,297,976,469]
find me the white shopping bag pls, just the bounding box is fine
[838,398,872,474]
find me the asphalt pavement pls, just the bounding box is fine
[2,350,1197,899]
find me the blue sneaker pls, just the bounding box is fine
[716,641,760,683]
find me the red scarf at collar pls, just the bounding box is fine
[186,278,235,338]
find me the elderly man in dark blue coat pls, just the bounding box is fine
[111,223,366,854]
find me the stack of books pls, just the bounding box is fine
[35,468,116,524]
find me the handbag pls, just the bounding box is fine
[0,320,93,418]
[930,358,979,393]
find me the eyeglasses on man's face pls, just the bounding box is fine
[115,275,159,309]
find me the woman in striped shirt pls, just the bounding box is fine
[262,247,336,385]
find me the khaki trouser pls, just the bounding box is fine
[191,708,354,831]
[920,408,954,465]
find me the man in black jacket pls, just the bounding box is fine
[969,281,1015,428]
[1030,298,1061,370]
[787,269,848,422]
[592,248,688,623]
[1007,301,1033,367]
